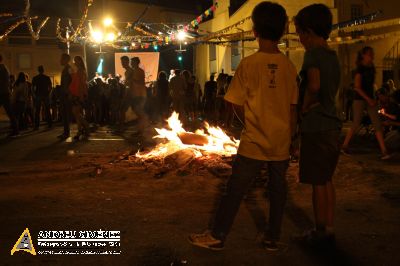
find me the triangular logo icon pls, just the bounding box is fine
[11,228,36,255]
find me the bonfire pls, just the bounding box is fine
[130,112,240,178]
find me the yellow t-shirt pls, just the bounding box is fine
[225,51,298,161]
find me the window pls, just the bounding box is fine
[229,0,247,16]
[18,54,32,69]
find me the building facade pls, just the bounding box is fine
[194,0,400,99]
[336,0,400,89]
[194,0,337,89]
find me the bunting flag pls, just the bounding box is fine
[186,1,218,30]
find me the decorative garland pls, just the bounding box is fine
[186,1,218,29]
[332,10,382,31]
[56,0,93,43]
[0,18,27,41]
[26,16,50,40]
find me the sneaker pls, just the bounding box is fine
[188,231,224,251]
[295,229,335,248]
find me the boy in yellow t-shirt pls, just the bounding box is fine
[189,1,298,252]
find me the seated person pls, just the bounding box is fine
[377,87,397,133]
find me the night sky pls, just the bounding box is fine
[1,0,213,18]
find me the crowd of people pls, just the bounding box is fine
[0,52,239,139]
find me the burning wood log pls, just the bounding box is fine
[178,132,209,146]
[165,149,198,167]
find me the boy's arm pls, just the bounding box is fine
[302,67,320,113]
[232,104,245,125]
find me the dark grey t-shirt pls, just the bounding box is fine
[299,47,342,132]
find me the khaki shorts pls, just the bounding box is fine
[351,100,382,132]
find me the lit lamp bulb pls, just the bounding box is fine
[91,30,104,43]
[177,30,186,41]
[103,17,113,27]
[106,32,116,42]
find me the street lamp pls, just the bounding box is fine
[103,17,113,27]
[177,30,186,41]
[91,29,104,43]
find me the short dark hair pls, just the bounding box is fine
[252,2,287,41]
[38,65,44,73]
[295,4,333,40]
[131,57,140,64]
[121,56,129,62]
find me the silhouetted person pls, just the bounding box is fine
[11,72,30,130]
[58,53,72,140]
[0,54,18,136]
[69,56,90,140]
[155,71,170,120]
[169,69,187,122]
[204,74,217,120]
[32,65,52,129]
[130,57,149,134]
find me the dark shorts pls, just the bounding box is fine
[299,130,341,185]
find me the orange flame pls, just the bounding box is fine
[136,112,239,159]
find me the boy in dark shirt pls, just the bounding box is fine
[295,4,341,245]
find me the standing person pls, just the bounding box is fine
[120,56,133,125]
[203,74,217,121]
[182,70,195,122]
[168,69,175,82]
[11,72,30,130]
[0,54,18,136]
[169,69,187,121]
[130,57,149,134]
[32,65,53,130]
[216,73,227,124]
[58,53,72,140]
[342,47,390,159]
[189,2,298,251]
[109,78,121,125]
[192,75,202,117]
[295,4,342,245]
[24,73,34,128]
[155,71,170,120]
[69,56,90,140]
